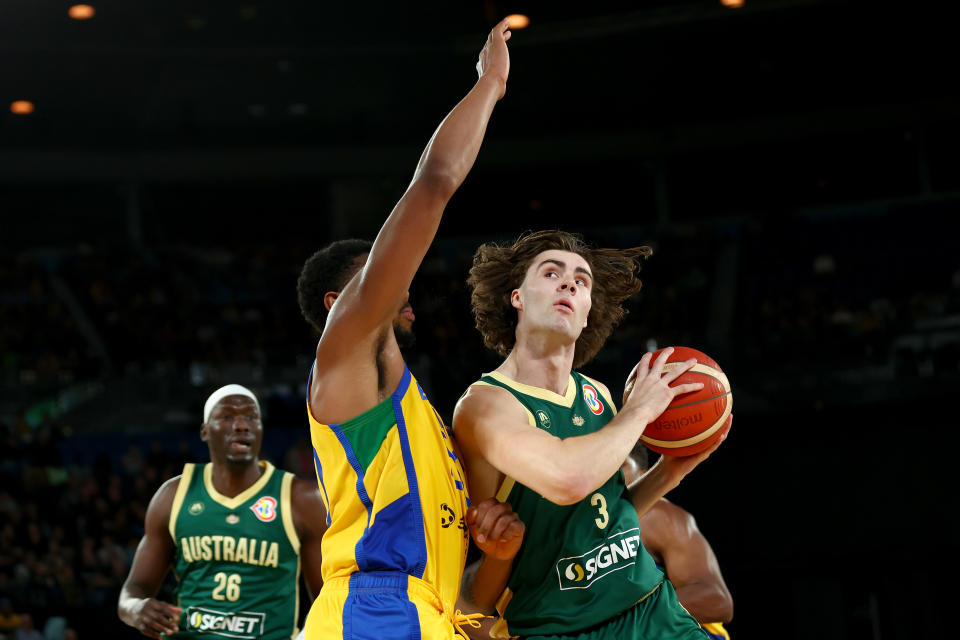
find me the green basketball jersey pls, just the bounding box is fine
[168,461,301,640]
[475,371,666,638]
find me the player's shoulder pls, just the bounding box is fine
[455,379,525,420]
[644,497,697,537]
[152,469,187,502]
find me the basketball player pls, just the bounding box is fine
[118,384,327,639]
[453,230,731,639]
[622,443,733,640]
[295,19,520,640]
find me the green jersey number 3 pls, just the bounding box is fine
[591,493,609,529]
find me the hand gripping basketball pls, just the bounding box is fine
[625,346,732,456]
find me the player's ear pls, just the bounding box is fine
[511,289,522,310]
[200,423,210,442]
[323,291,339,311]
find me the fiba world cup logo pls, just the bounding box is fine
[582,384,604,416]
[250,496,277,522]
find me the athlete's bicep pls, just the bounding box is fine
[454,387,582,505]
[658,507,724,589]
[124,479,178,597]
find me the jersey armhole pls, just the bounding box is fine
[280,472,301,555]
[168,463,195,540]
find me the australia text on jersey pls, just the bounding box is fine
[180,535,281,567]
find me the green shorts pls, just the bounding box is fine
[521,580,707,640]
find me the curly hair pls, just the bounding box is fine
[468,230,652,368]
[297,239,372,332]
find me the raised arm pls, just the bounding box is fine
[454,350,704,506]
[118,478,181,639]
[290,478,328,601]
[640,501,733,624]
[318,19,512,355]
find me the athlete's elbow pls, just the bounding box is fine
[413,165,462,202]
[543,471,594,506]
[719,595,734,624]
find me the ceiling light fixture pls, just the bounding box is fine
[10,101,35,115]
[68,4,96,20]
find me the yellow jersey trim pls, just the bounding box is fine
[483,371,578,407]
[491,587,515,639]
[203,460,276,510]
[168,463,195,541]
[280,472,301,555]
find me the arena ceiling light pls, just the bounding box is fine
[68,4,96,20]
[10,101,35,115]
[506,14,530,29]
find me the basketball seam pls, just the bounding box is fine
[665,391,731,411]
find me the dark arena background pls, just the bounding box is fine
[1,1,957,638]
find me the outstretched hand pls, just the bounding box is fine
[476,17,512,98]
[467,498,525,561]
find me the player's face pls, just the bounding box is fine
[202,395,263,465]
[393,293,416,348]
[514,249,593,340]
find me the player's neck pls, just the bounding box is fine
[500,337,575,395]
[210,459,263,498]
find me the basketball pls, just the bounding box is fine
[623,346,732,456]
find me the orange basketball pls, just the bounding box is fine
[623,346,732,457]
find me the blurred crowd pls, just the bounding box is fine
[2,203,958,639]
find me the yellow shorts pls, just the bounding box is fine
[304,572,457,640]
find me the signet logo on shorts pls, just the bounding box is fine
[185,606,265,639]
[555,529,642,590]
[250,496,277,522]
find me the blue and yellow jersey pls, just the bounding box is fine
[305,363,470,635]
[701,622,730,639]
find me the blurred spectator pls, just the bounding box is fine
[0,598,21,636]
[11,614,42,640]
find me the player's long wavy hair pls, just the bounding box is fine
[468,230,652,368]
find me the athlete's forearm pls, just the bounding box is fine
[552,405,657,504]
[460,554,511,614]
[409,74,504,200]
[117,586,149,627]
[626,459,677,518]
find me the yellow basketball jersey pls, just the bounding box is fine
[306,363,470,612]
